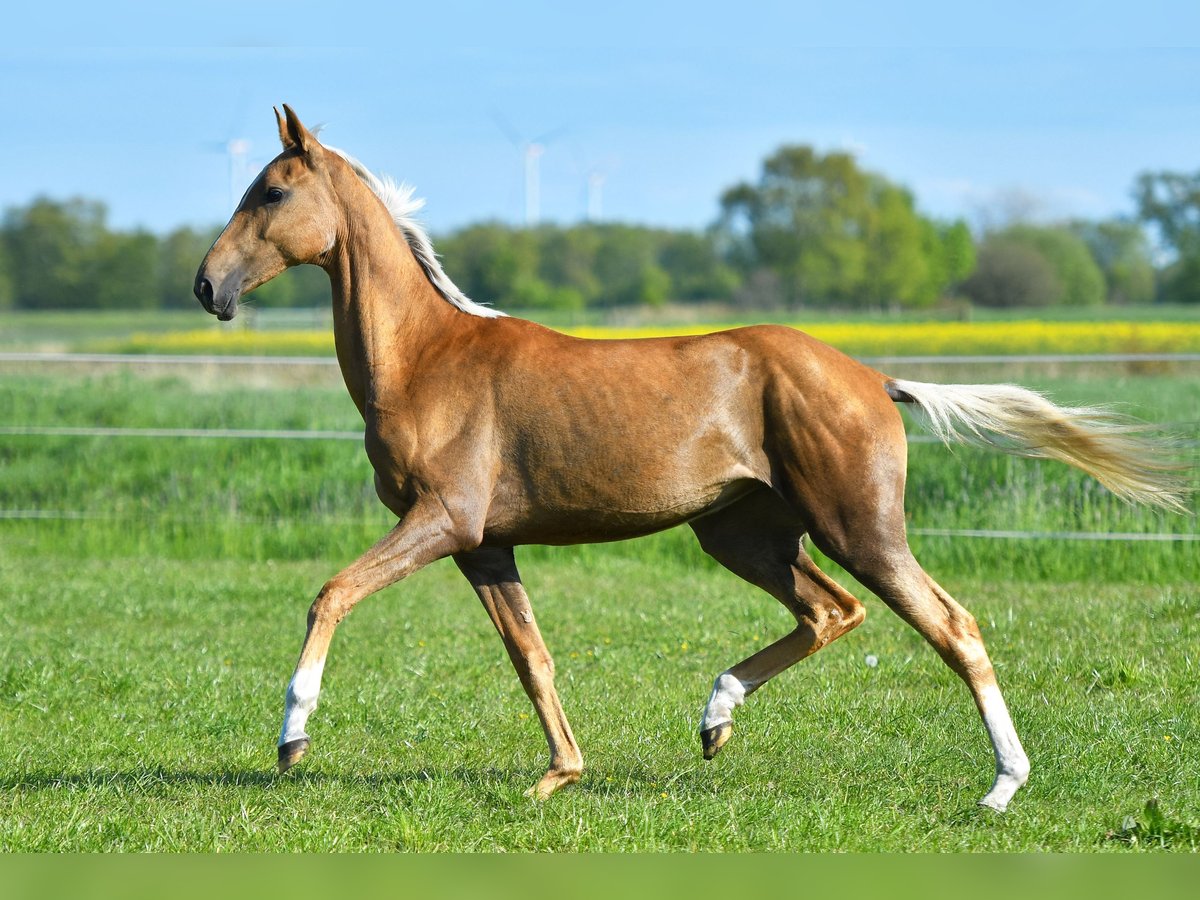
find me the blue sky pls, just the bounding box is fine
[4,3,1199,236]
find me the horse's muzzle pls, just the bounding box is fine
[194,272,240,321]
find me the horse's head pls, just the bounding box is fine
[195,105,339,320]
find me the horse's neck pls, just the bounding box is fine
[323,206,458,417]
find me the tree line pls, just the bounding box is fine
[2,148,1198,312]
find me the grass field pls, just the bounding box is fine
[1,318,1198,851]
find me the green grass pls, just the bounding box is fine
[1,552,1196,851]
[2,370,1195,579]
[1,363,1197,851]
[0,310,204,350]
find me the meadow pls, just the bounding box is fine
[1,315,1197,851]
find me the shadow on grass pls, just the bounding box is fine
[0,766,528,792]
[0,762,1008,828]
[1,762,772,799]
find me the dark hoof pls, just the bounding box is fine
[277,737,310,774]
[700,722,732,760]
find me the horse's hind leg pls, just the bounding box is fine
[787,481,1028,808]
[454,547,582,800]
[767,384,1028,810]
[841,548,1030,811]
[689,489,866,759]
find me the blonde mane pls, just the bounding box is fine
[324,145,505,319]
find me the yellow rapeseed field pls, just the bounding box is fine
[112,319,1200,358]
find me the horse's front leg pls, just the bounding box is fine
[454,547,582,799]
[277,497,470,774]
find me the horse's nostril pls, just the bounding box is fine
[195,277,214,310]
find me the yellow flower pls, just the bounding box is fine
[562,321,1200,357]
[100,320,1200,358]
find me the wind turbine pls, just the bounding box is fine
[201,91,253,214]
[585,169,607,222]
[224,138,252,211]
[492,113,567,227]
[570,143,617,223]
[523,140,545,226]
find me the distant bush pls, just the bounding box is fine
[963,238,1061,307]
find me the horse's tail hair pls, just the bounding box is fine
[885,378,1191,513]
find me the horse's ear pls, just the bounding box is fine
[274,106,292,150]
[279,104,316,153]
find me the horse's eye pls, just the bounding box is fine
[265,187,285,203]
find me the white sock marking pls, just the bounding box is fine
[279,659,326,745]
[977,683,1030,811]
[700,671,747,731]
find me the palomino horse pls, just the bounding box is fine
[195,107,1184,812]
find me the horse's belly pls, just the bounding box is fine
[482,469,761,546]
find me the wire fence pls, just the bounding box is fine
[2,424,1197,449]
[2,507,1195,542]
[4,351,1197,543]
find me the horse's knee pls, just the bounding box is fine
[309,577,358,627]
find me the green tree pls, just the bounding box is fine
[1155,256,1200,305]
[962,237,1062,307]
[159,226,218,308]
[1135,170,1200,257]
[717,146,962,309]
[718,146,872,307]
[591,225,671,308]
[93,230,159,309]
[283,265,333,308]
[939,220,977,288]
[863,182,930,309]
[536,226,601,305]
[658,230,740,302]
[3,197,107,308]
[1135,170,1200,303]
[0,240,13,310]
[1000,225,1105,306]
[1067,219,1155,305]
[439,222,546,308]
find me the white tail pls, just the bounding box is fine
[887,378,1190,513]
